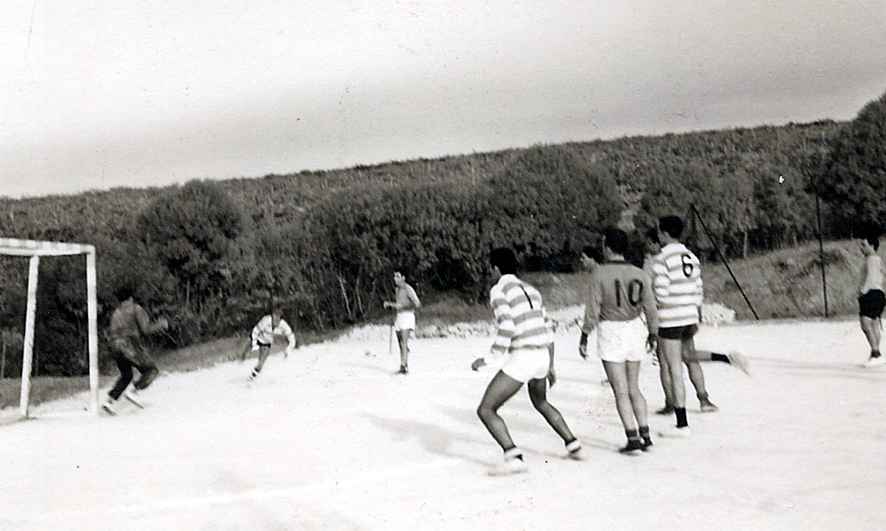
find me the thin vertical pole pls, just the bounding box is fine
[815,193,829,318]
[20,255,40,418]
[86,250,100,415]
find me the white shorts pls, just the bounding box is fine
[394,311,416,332]
[597,317,647,363]
[501,347,550,383]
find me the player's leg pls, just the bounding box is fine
[659,333,690,436]
[860,315,884,366]
[396,330,409,373]
[603,360,643,453]
[477,370,527,474]
[527,376,583,458]
[249,345,272,380]
[625,359,651,450]
[104,354,134,414]
[656,342,675,414]
[683,336,717,412]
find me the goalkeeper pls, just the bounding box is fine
[242,307,299,382]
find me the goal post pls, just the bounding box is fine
[0,238,100,418]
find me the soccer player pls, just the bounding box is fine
[472,247,584,475]
[102,284,169,415]
[244,307,298,382]
[384,271,421,374]
[579,228,658,453]
[857,228,885,368]
[643,228,749,415]
[651,215,708,437]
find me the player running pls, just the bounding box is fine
[384,271,421,374]
[472,247,584,476]
[243,307,298,382]
[857,228,884,368]
[102,284,169,415]
[580,228,658,453]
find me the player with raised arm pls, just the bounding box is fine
[857,227,885,368]
[244,307,298,382]
[580,228,658,453]
[384,271,421,374]
[102,284,169,415]
[472,248,584,476]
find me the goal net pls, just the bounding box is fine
[0,238,99,418]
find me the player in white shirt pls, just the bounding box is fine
[384,271,421,374]
[472,247,584,476]
[242,307,298,381]
[857,228,885,368]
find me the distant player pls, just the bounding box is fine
[472,247,584,475]
[244,307,298,382]
[581,244,610,385]
[384,271,421,374]
[643,227,749,415]
[857,228,884,368]
[102,284,169,415]
[579,227,658,453]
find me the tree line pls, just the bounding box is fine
[1,90,884,376]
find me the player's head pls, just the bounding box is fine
[602,227,629,257]
[270,307,283,326]
[658,215,685,242]
[861,226,881,253]
[580,245,603,271]
[393,270,406,286]
[489,247,518,277]
[114,282,135,302]
[645,227,661,254]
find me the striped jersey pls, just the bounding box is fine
[251,315,296,350]
[488,274,553,358]
[582,261,658,335]
[651,242,703,328]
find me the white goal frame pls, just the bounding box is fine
[0,238,99,418]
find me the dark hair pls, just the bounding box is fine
[863,227,881,251]
[114,282,135,302]
[490,247,518,275]
[581,245,604,263]
[603,227,629,256]
[658,215,685,239]
[645,227,660,246]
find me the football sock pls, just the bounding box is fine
[675,407,688,428]
[711,352,730,363]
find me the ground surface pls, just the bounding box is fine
[2,312,885,531]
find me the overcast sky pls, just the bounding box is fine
[1,1,885,199]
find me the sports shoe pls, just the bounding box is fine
[397,365,409,375]
[655,404,675,415]
[641,438,653,451]
[101,398,118,416]
[728,351,751,375]
[124,389,145,409]
[488,457,528,476]
[863,356,886,368]
[699,398,719,413]
[618,439,644,454]
[658,425,691,438]
[565,440,586,461]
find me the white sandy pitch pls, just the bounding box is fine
[2,313,885,531]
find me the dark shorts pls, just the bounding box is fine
[859,290,886,319]
[658,324,699,341]
[108,337,157,368]
[257,341,272,349]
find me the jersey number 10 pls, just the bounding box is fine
[614,279,643,307]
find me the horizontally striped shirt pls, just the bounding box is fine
[652,242,703,328]
[251,315,296,350]
[488,274,553,358]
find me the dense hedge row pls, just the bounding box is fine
[1,94,884,376]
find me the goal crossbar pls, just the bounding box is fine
[0,238,100,418]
